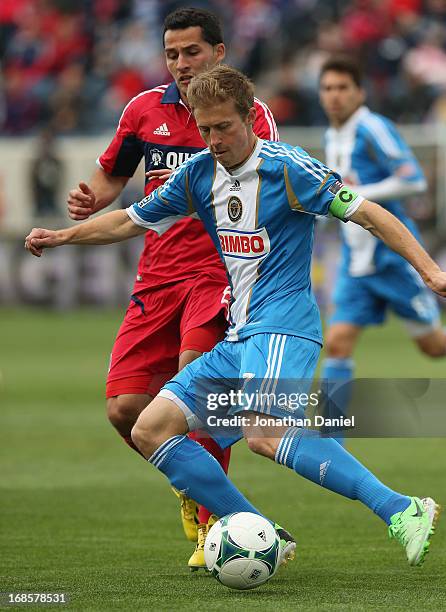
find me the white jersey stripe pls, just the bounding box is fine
[262,147,325,183]
[287,149,326,180]
[276,147,326,181]
[255,97,279,141]
[262,142,326,180]
[212,140,265,340]
[361,113,401,158]
[263,142,326,180]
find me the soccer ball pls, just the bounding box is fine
[204,512,280,590]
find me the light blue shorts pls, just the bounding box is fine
[159,333,321,448]
[330,263,440,335]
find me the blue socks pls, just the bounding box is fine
[150,435,262,518]
[276,427,410,524]
[148,431,410,527]
[321,357,354,445]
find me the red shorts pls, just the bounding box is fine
[106,275,228,398]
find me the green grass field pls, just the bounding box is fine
[1,308,445,610]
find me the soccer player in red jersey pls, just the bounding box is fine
[66,8,278,569]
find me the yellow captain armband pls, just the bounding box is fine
[328,182,359,221]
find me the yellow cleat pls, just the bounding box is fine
[207,513,218,529]
[188,523,207,571]
[188,515,219,572]
[172,487,199,542]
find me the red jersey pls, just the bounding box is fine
[98,81,279,292]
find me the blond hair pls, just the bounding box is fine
[188,65,254,118]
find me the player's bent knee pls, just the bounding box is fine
[131,416,167,459]
[419,343,446,358]
[416,332,446,358]
[106,394,150,433]
[245,436,275,459]
[324,325,359,358]
[131,397,189,458]
[324,334,349,358]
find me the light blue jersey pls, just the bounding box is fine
[325,106,439,330]
[128,138,362,344]
[325,105,425,276]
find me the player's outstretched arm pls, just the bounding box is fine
[348,173,427,203]
[350,200,446,297]
[25,210,145,257]
[67,168,128,220]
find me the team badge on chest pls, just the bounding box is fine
[150,148,163,167]
[227,196,243,222]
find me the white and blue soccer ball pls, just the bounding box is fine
[204,512,280,590]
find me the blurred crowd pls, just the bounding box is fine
[2,0,446,135]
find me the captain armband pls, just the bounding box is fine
[328,182,363,222]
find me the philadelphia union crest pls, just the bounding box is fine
[227,196,243,222]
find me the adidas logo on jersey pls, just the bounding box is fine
[229,179,241,192]
[153,123,170,136]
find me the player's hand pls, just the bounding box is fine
[67,181,96,220]
[221,285,232,321]
[24,228,63,257]
[426,270,446,297]
[146,169,173,182]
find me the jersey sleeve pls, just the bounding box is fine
[360,117,425,183]
[126,163,193,234]
[253,98,279,141]
[284,148,363,220]
[97,98,144,177]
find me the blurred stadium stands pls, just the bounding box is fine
[1,0,446,309]
[3,0,446,133]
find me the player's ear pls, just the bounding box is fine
[247,106,257,126]
[215,43,225,63]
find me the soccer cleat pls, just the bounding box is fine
[188,523,207,571]
[172,487,199,542]
[274,523,296,567]
[388,496,441,566]
[188,515,218,572]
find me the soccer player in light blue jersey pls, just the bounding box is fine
[319,56,446,444]
[25,65,445,567]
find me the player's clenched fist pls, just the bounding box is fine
[67,181,96,220]
[427,270,446,298]
[24,228,62,257]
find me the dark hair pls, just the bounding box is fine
[163,7,224,47]
[188,65,254,118]
[320,56,363,87]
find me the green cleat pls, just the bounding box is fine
[274,523,296,567]
[388,497,441,566]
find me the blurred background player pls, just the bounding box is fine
[65,7,278,569]
[318,56,446,444]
